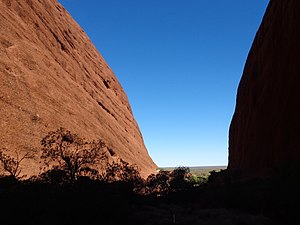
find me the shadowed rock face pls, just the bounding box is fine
[228,0,300,178]
[0,0,156,177]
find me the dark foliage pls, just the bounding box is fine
[0,148,34,179]
[144,170,171,195]
[104,159,141,183]
[169,166,192,192]
[0,168,298,225]
[0,128,298,225]
[103,158,144,193]
[142,166,200,196]
[40,127,105,182]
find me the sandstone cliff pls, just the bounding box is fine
[0,0,156,177]
[228,0,300,178]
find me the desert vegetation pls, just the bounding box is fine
[0,128,207,191]
[0,148,35,179]
[0,128,298,225]
[39,128,105,183]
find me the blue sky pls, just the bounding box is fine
[58,0,269,167]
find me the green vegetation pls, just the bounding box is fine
[0,128,298,225]
[158,166,226,178]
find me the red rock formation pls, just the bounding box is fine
[228,0,300,178]
[0,0,156,177]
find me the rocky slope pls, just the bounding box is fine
[228,0,300,178]
[0,0,156,177]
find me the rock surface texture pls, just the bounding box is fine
[0,0,156,177]
[228,0,300,178]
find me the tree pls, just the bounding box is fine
[40,128,105,182]
[0,148,34,179]
[142,167,193,196]
[169,166,191,192]
[145,170,172,196]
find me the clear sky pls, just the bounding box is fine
[58,0,269,167]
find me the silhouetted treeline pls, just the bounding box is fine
[0,128,205,192]
[0,128,299,225]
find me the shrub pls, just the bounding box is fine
[142,166,208,196]
[0,148,34,180]
[144,170,171,196]
[104,159,142,183]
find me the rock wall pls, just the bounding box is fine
[228,0,300,178]
[0,0,156,177]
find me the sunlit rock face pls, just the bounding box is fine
[228,0,300,178]
[0,0,156,177]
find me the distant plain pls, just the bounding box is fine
[158,166,227,177]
